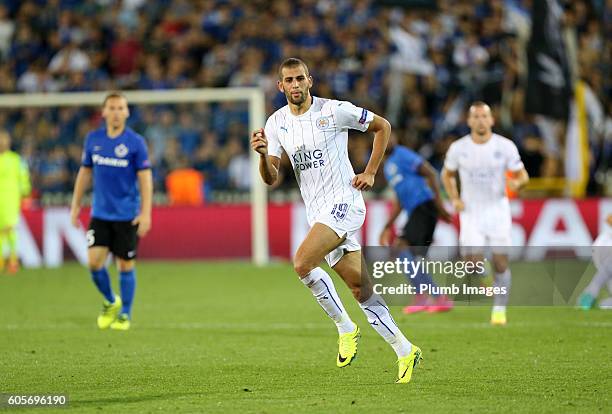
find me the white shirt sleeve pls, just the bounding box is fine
[443,141,460,171]
[332,100,374,132]
[264,115,283,158]
[505,140,524,172]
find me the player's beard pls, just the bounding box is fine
[475,125,489,136]
[285,89,307,106]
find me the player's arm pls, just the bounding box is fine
[505,141,529,192]
[380,195,402,246]
[441,167,464,212]
[251,128,280,185]
[133,169,153,237]
[70,166,92,227]
[353,114,391,190]
[507,168,529,192]
[419,161,451,222]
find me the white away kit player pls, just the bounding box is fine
[251,58,422,383]
[442,101,529,325]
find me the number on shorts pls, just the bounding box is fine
[331,203,349,221]
[86,229,95,247]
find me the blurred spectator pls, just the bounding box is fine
[226,136,250,191]
[38,146,69,193]
[109,27,141,80]
[177,111,201,154]
[165,155,205,205]
[48,38,91,77]
[0,5,14,60]
[17,60,60,93]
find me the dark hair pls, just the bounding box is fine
[278,58,309,80]
[470,100,489,108]
[103,91,127,106]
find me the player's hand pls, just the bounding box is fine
[379,227,393,246]
[132,213,151,237]
[451,198,464,212]
[507,178,522,192]
[352,172,375,191]
[251,128,268,155]
[70,206,80,228]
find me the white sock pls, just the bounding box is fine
[493,269,512,307]
[360,292,412,358]
[301,267,356,334]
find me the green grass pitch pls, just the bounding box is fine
[1,261,610,413]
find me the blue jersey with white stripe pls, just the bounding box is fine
[82,127,150,221]
[384,146,433,215]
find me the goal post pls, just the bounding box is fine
[0,88,270,265]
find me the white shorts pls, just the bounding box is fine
[459,201,512,255]
[311,200,366,267]
[593,232,612,274]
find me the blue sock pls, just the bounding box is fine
[91,268,115,303]
[120,269,136,318]
[399,249,438,295]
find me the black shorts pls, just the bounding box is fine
[399,199,438,251]
[87,218,139,260]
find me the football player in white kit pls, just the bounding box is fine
[578,214,612,309]
[251,58,421,383]
[441,102,529,325]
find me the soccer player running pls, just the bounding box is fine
[379,133,454,314]
[70,92,152,331]
[442,102,529,325]
[251,58,421,383]
[0,130,31,274]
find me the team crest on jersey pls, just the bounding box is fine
[493,151,502,159]
[315,116,330,130]
[114,144,129,158]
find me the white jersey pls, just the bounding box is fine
[444,133,524,212]
[265,96,373,223]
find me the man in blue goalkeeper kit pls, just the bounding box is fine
[70,92,153,331]
[380,134,454,314]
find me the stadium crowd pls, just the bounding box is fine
[0,0,609,202]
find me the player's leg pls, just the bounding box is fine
[89,246,114,302]
[0,208,10,271]
[294,223,356,334]
[0,227,7,272]
[399,201,452,314]
[396,239,430,314]
[490,253,510,325]
[294,223,358,366]
[6,226,19,273]
[579,239,612,309]
[110,221,139,330]
[333,250,422,383]
[110,259,135,330]
[87,219,121,329]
